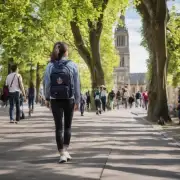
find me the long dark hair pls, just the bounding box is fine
[50,42,68,62]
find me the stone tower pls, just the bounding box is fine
[113,14,130,90]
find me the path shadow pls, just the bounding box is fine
[0,110,180,180]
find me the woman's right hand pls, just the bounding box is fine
[46,101,50,108]
[74,104,79,111]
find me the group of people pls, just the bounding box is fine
[0,65,36,122]
[87,86,149,115]
[1,41,179,165]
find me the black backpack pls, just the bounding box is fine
[50,60,74,99]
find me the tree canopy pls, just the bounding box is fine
[140,6,180,87]
[0,0,126,92]
[167,9,180,86]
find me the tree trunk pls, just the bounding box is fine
[36,63,40,103]
[152,21,170,122]
[70,21,105,90]
[137,0,171,123]
[89,30,105,89]
[147,53,158,122]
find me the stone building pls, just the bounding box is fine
[113,14,147,94]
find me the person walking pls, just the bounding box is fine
[5,64,26,123]
[135,91,141,108]
[28,81,35,115]
[94,88,102,115]
[100,85,107,112]
[108,90,115,110]
[44,42,80,163]
[116,90,121,109]
[142,90,148,110]
[1,84,9,107]
[128,94,135,108]
[86,91,91,111]
[80,93,86,116]
[122,86,129,109]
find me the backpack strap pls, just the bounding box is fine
[10,74,16,88]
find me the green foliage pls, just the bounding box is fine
[0,0,129,92]
[100,0,125,91]
[140,8,180,87]
[167,9,180,86]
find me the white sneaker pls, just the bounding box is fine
[64,151,72,161]
[59,153,67,163]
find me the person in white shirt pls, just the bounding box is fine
[100,85,107,112]
[6,64,26,123]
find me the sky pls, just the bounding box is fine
[125,0,180,73]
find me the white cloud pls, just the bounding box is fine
[126,10,148,73]
[168,0,180,11]
[124,0,180,73]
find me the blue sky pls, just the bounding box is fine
[126,0,180,73]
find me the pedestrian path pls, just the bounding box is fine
[131,106,180,145]
[0,107,180,180]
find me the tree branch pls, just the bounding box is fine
[88,0,109,35]
[136,1,150,21]
[142,0,154,18]
[96,0,109,35]
[70,21,91,66]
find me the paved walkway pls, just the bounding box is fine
[131,107,180,144]
[0,106,180,180]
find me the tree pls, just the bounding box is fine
[40,0,127,89]
[136,0,171,122]
[70,0,109,89]
[0,0,126,97]
[70,0,127,89]
[167,10,180,86]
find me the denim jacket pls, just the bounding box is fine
[43,58,80,104]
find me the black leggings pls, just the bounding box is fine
[51,99,74,151]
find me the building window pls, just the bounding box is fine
[116,36,125,47]
[120,56,124,67]
[116,36,120,47]
[120,36,125,46]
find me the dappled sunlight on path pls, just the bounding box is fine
[0,107,179,180]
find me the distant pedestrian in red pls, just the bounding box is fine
[142,90,148,110]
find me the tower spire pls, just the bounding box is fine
[116,11,126,30]
[120,12,125,27]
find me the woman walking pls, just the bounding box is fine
[86,91,91,111]
[80,93,86,116]
[44,42,80,163]
[100,85,107,112]
[94,88,101,115]
[28,81,35,115]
